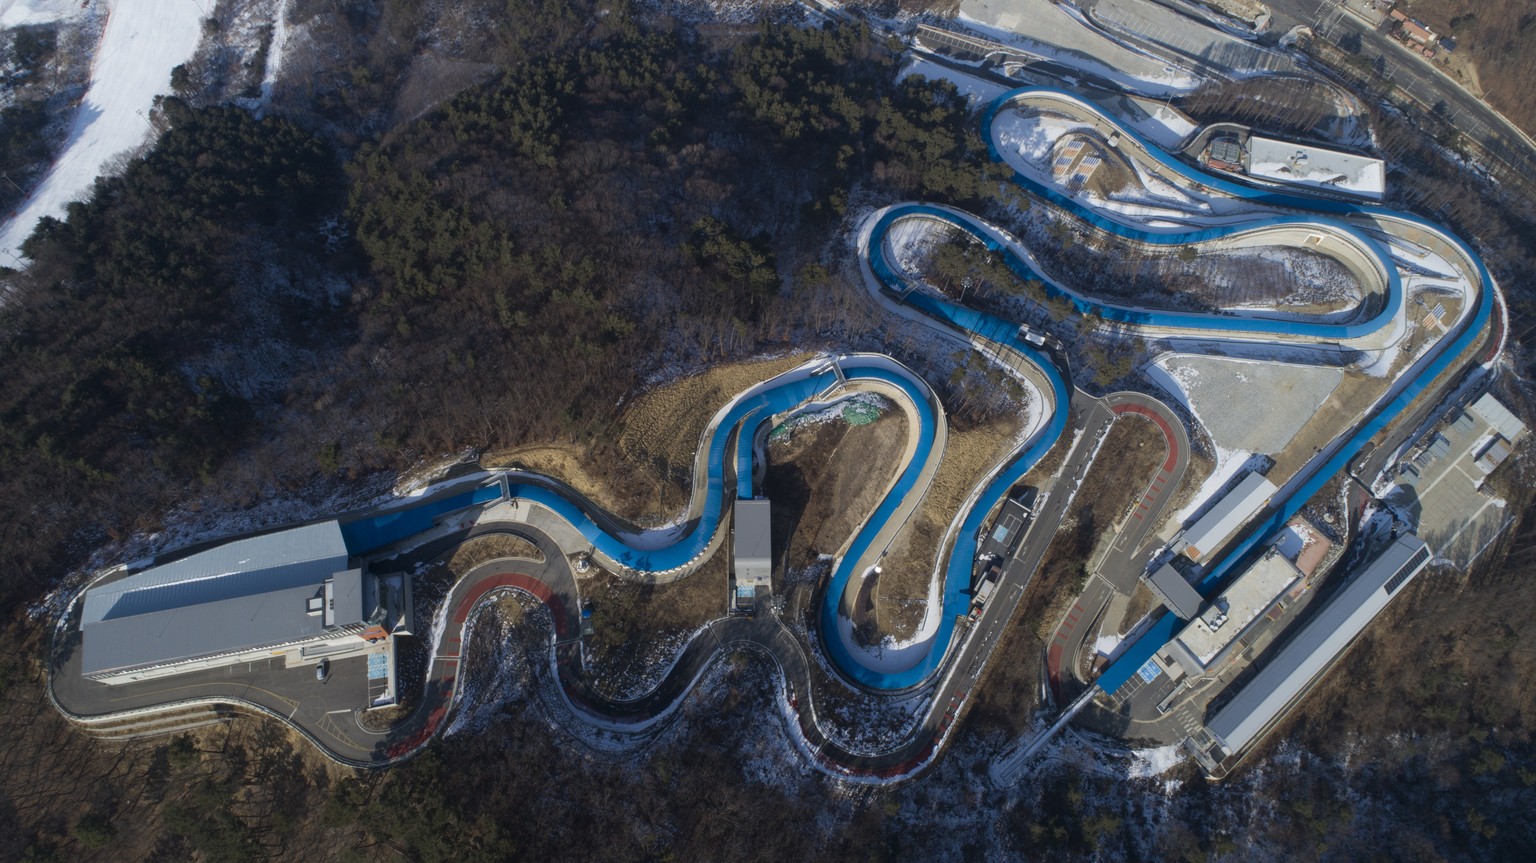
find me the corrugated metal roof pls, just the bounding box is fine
[79,521,360,677]
[82,582,351,677]
[1469,394,1527,443]
[734,500,773,587]
[83,521,348,626]
[1206,535,1431,754]
[1179,473,1278,560]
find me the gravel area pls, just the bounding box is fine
[1150,354,1344,455]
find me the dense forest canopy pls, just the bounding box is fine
[0,2,1532,861]
[0,16,990,614]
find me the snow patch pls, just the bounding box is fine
[899,56,1009,107]
[0,0,207,262]
[1127,743,1185,778]
[0,0,79,28]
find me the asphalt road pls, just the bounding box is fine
[1260,0,1536,192]
[52,25,1510,775]
[1042,391,1189,704]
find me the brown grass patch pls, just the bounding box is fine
[448,533,544,572]
[875,411,1025,639]
[1073,415,1167,538]
[765,409,910,569]
[617,352,817,479]
[481,353,817,522]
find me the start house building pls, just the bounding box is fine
[78,521,410,685]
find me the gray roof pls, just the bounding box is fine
[734,500,773,587]
[1468,394,1527,443]
[1206,534,1431,755]
[83,521,350,625]
[80,522,362,677]
[1148,563,1205,620]
[1178,472,1277,561]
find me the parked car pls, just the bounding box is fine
[316,658,329,682]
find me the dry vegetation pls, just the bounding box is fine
[874,411,1025,639]
[447,533,543,568]
[765,409,911,570]
[1074,416,1172,543]
[1405,0,1536,138]
[3,0,1535,858]
[581,552,727,696]
[616,353,817,491]
[482,354,817,523]
[971,412,1168,734]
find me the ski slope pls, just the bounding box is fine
[0,0,204,263]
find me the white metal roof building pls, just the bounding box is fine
[733,500,773,601]
[1245,136,1386,200]
[1202,534,1432,759]
[79,521,394,684]
[1158,548,1304,680]
[1174,472,1278,562]
[1467,393,1528,443]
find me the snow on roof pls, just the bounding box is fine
[1245,136,1385,199]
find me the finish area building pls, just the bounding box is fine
[1186,534,1432,776]
[78,521,410,685]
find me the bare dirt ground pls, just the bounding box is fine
[1160,447,1216,538]
[482,353,816,522]
[1075,416,1170,539]
[763,410,911,571]
[875,412,1026,640]
[1122,582,1157,629]
[616,352,817,493]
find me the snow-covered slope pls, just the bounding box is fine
[0,0,204,262]
[0,0,79,28]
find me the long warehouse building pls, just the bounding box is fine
[78,521,410,685]
[1188,533,1432,775]
[1174,472,1278,562]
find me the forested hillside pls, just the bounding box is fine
[1406,0,1536,137]
[0,1,1532,860]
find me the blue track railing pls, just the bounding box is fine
[343,85,1493,694]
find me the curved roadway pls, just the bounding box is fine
[51,85,1498,779]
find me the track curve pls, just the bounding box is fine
[52,85,1500,778]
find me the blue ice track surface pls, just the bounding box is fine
[965,87,1492,692]
[339,85,1493,694]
